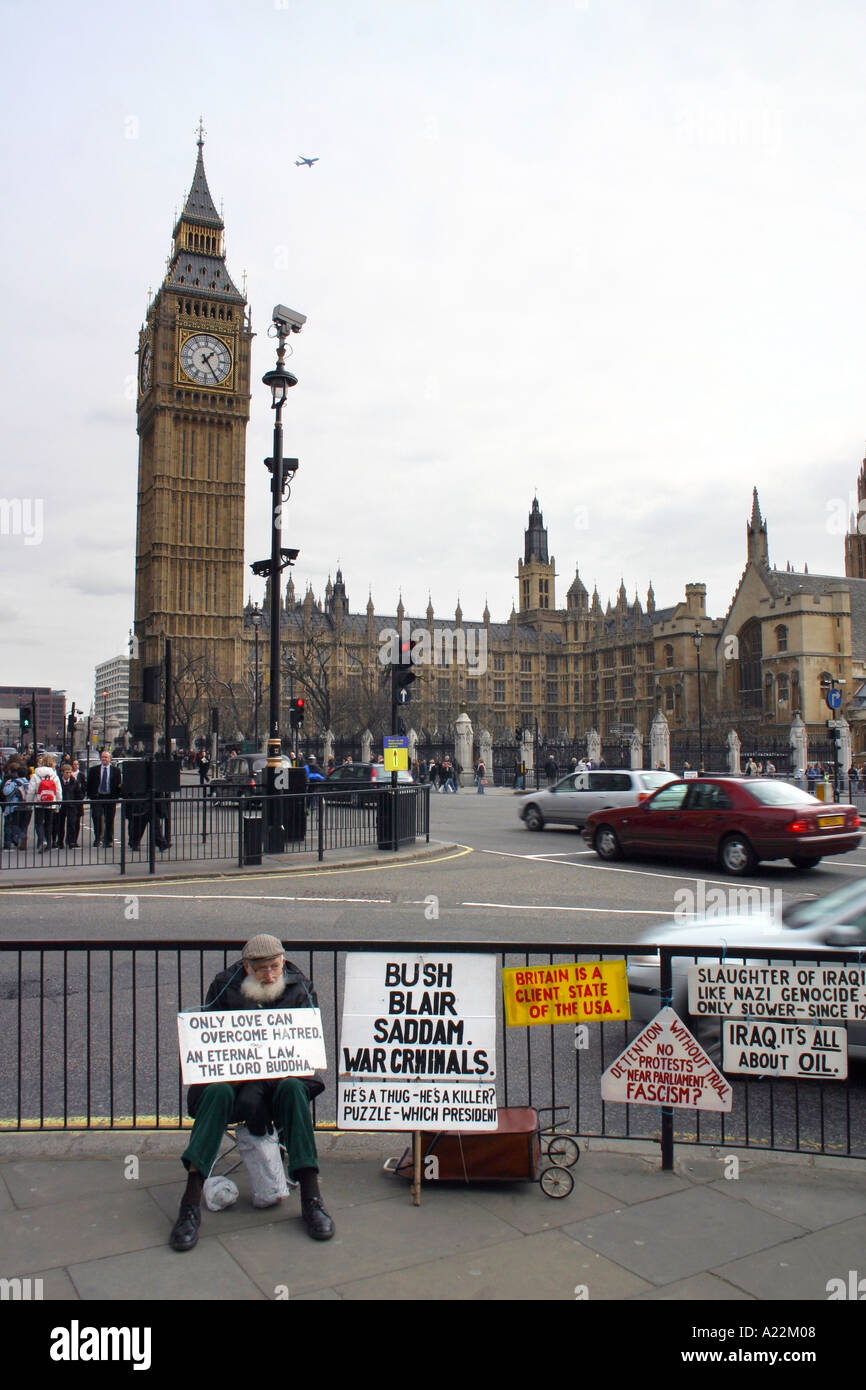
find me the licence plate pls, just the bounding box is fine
[818,815,844,827]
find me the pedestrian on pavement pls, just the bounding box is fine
[55,762,85,848]
[2,756,31,850]
[86,749,122,848]
[169,934,333,1252]
[198,751,211,786]
[26,753,62,853]
[475,758,486,793]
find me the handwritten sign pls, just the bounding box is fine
[338,953,497,1129]
[502,960,630,1026]
[177,1008,326,1085]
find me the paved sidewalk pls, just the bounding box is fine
[1,1132,863,1301]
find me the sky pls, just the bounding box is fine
[3,0,866,715]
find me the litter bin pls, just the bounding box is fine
[377,787,418,849]
[815,780,833,803]
[243,812,263,865]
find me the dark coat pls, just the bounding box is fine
[87,763,122,798]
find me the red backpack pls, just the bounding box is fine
[37,775,56,804]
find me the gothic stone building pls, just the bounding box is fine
[130,134,252,736]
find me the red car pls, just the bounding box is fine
[582,777,861,875]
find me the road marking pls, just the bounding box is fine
[477,847,777,894]
[0,843,474,896]
[461,901,675,915]
[0,892,394,904]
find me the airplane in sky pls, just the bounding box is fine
[295,156,319,168]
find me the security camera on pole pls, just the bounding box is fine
[253,305,303,853]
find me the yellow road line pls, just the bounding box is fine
[4,845,474,896]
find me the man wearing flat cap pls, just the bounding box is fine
[170,934,334,1251]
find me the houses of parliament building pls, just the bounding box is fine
[130,138,866,758]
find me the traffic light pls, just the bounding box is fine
[20,705,32,735]
[290,697,305,729]
[393,638,416,704]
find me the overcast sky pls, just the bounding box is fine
[3,0,866,713]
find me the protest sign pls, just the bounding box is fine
[601,1008,732,1111]
[177,1008,326,1085]
[502,960,630,1026]
[338,953,498,1129]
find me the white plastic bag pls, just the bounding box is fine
[236,1124,290,1208]
[203,1175,239,1211]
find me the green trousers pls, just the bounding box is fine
[182,1079,319,1181]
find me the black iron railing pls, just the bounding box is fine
[1,939,861,1169]
[0,785,429,873]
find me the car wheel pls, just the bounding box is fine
[790,855,821,870]
[593,824,622,860]
[524,806,544,832]
[718,833,756,876]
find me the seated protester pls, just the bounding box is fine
[170,934,333,1251]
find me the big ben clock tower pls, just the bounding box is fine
[132,129,252,737]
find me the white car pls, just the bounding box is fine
[518,768,676,832]
[626,877,866,1059]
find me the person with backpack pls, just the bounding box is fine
[2,757,31,851]
[25,754,62,853]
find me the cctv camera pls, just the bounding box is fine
[272,304,306,332]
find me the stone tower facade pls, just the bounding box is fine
[131,133,252,729]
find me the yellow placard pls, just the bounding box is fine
[383,746,409,771]
[502,961,630,1026]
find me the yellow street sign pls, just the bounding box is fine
[502,960,630,1026]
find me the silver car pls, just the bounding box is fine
[626,877,866,1059]
[518,769,676,832]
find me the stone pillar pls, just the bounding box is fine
[521,730,534,781]
[586,728,601,765]
[629,732,643,769]
[479,729,493,782]
[455,710,473,786]
[323,728,335,769]
[408,727,418,768]
[361,728,373,764]
[650,711,670,770]
[837,716,851,794]
[789,714,808,779]
[726,729,741,776]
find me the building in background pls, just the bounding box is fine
[130,129,252,746]
[93,656,130,729]
[0,687,66,748]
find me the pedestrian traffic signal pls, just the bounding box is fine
[20,705,32,731]
[290,697,305,729]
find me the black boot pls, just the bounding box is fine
[297,1168,335,1241]
[170,1170,203,1251]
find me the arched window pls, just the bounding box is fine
[777,673,790,703]
[665,686,674,711]
[663,644,674,669]
[775,625,788,652]
[737,620,763,709]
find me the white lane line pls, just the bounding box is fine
[0,892,392,904]
[477,847,776,894]
[461,902,674,915]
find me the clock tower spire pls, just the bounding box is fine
[131,131,253,746]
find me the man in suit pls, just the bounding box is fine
[87,749,122,848]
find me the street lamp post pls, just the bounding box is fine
[257,307,302,852]
[102,689,108,750]
[251,604,263,751]
[693,628,704,774]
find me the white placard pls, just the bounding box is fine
[338,953,498,1129]
[722,1020,848,1079]
[177,1008,326,1085]
[688,963,866,1021]
[601,1007,732,1111]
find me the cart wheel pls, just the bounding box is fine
[540,1163,574,1199]
[546,1135,580,1168]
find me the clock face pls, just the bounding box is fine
[179,333,232,386]
[140,342,153,393]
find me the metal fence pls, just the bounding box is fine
[1,939,861,1168]
[0,785,429,874]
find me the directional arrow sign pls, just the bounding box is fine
[601,1007,732,1111]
